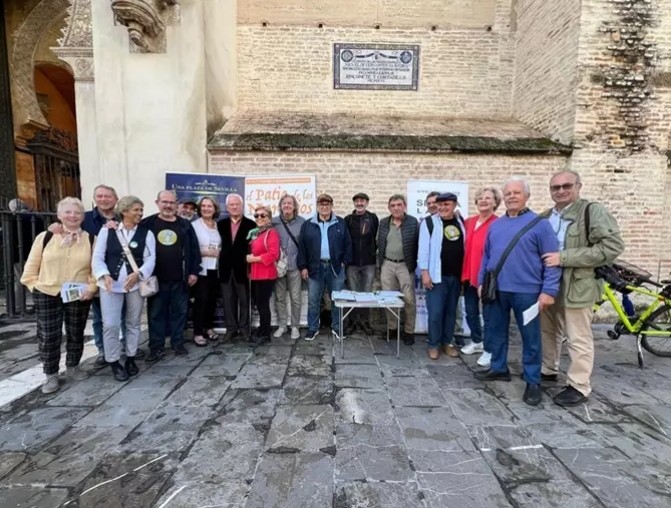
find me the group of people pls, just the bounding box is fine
[21,170,624,408]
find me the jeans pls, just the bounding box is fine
[307,262,345,334]
[100,289,144,362]
[346,264,376,323]
[463,283,488,345]
[425,275,461,349]
[488,291,541,385]
[147,280,189,352]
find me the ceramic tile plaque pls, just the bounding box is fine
[333,43,420,90]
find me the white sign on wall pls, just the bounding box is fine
[333,43,420,90]
[244,175,316,219]
[406,180,470,335]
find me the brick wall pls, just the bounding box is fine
[512,0,581,144]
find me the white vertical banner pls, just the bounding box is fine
[406,180,470,335]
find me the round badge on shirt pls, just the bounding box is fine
[157,229,178,246]
[443,225,461,241]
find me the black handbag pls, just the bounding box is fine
[481,216,543,304]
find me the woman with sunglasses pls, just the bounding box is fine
[246,205,281,343]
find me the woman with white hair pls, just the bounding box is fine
[92,195,156,381]
[21,197,97,394]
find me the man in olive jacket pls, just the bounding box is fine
[540,170,624,406]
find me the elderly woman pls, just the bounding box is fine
[272,195,305,339]
[92,196,156,381]
[21,197,97,394]
[461,187,501,367]
[191,196,222,346]
[246,205,280,344]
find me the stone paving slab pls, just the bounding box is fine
[1,325,671,507]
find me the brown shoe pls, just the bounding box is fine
[443,344,459,358]
[427,348,440,360]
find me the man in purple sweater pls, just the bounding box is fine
[475,178,561,406]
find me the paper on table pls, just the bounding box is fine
[332,290,356,301]
[522,302,540,326]
[354,293,378,302]
[375,290,404,298]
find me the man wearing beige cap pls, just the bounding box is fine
[298,194,352,341]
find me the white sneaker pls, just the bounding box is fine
[332,329,344,341]
[291,327,300,340]
[461,342,484,355]
[42,374,59,394]
[273,327,287,338]
[477,351,492,367]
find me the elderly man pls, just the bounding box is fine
[82,185,130,365]
[177,199,198,221]
[475,178,561,406]
[541,171,624,406]
[378,194,419,345]
[344,192,379,335]
[218,193,256,341]
[298,193,352,341]
[143,190,201,362]
[419,192,466,359]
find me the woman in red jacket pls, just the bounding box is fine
[246,205,280,344]
[461,187,501,367]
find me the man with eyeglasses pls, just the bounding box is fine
[540,171,624,407]
[143,190,202,362]
[297,194,352,341]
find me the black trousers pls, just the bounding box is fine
[252,279,275,338]
[192,270,219,336]
[221,272,249,333]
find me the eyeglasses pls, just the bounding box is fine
[318,202,332,206]
[254,213,268,219]
[550,183,576,192]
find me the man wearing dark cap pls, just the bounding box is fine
[298,194,352,341]
[178,199,198,221]
[418,192,466,360]
[344,192,379,335]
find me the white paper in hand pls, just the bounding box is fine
[522,302,540,326]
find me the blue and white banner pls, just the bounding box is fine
[165,172,245,218]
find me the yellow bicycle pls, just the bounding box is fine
[593,261,671,367]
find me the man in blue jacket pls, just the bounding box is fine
[475,178,561,406]
[298,193,352,341]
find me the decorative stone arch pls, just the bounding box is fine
[10,0,70,132]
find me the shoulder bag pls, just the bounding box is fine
[481,216,543,304]
[116,229,159,298]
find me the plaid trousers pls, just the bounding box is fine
[34,290,92,375]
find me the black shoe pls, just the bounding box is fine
[361,322,375,336]
[553,386,588,407]
[403,332,415,346]
[474,369,512,382]
[523,383,543,406]
[145,349,164,363]
[224,329,239,342]
[238,329,249,341]
[125,357,139,376]
[256,336,271,345]
[109,361,129,382]
[134,348,146,360]
[345,323,357,335]
[519,372,558,382]
[174,344,189,356]
[94,355,107,367]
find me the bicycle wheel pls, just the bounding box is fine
[640,304,671,357]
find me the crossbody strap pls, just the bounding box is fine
[280,219,299,248]
[115,229,141,275]
[492,216,543,277]
[584,202,593,247]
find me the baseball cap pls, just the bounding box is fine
[317,193,334,203]
[352,192,369,201]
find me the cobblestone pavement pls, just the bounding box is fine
[1,324,671,507]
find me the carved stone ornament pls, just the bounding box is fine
[52,0,94,82]
[111,0,180,54]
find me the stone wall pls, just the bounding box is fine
[568,0,671,277]
[512,0,581,144]
[209,151,569,215]
[236,0,516,117]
